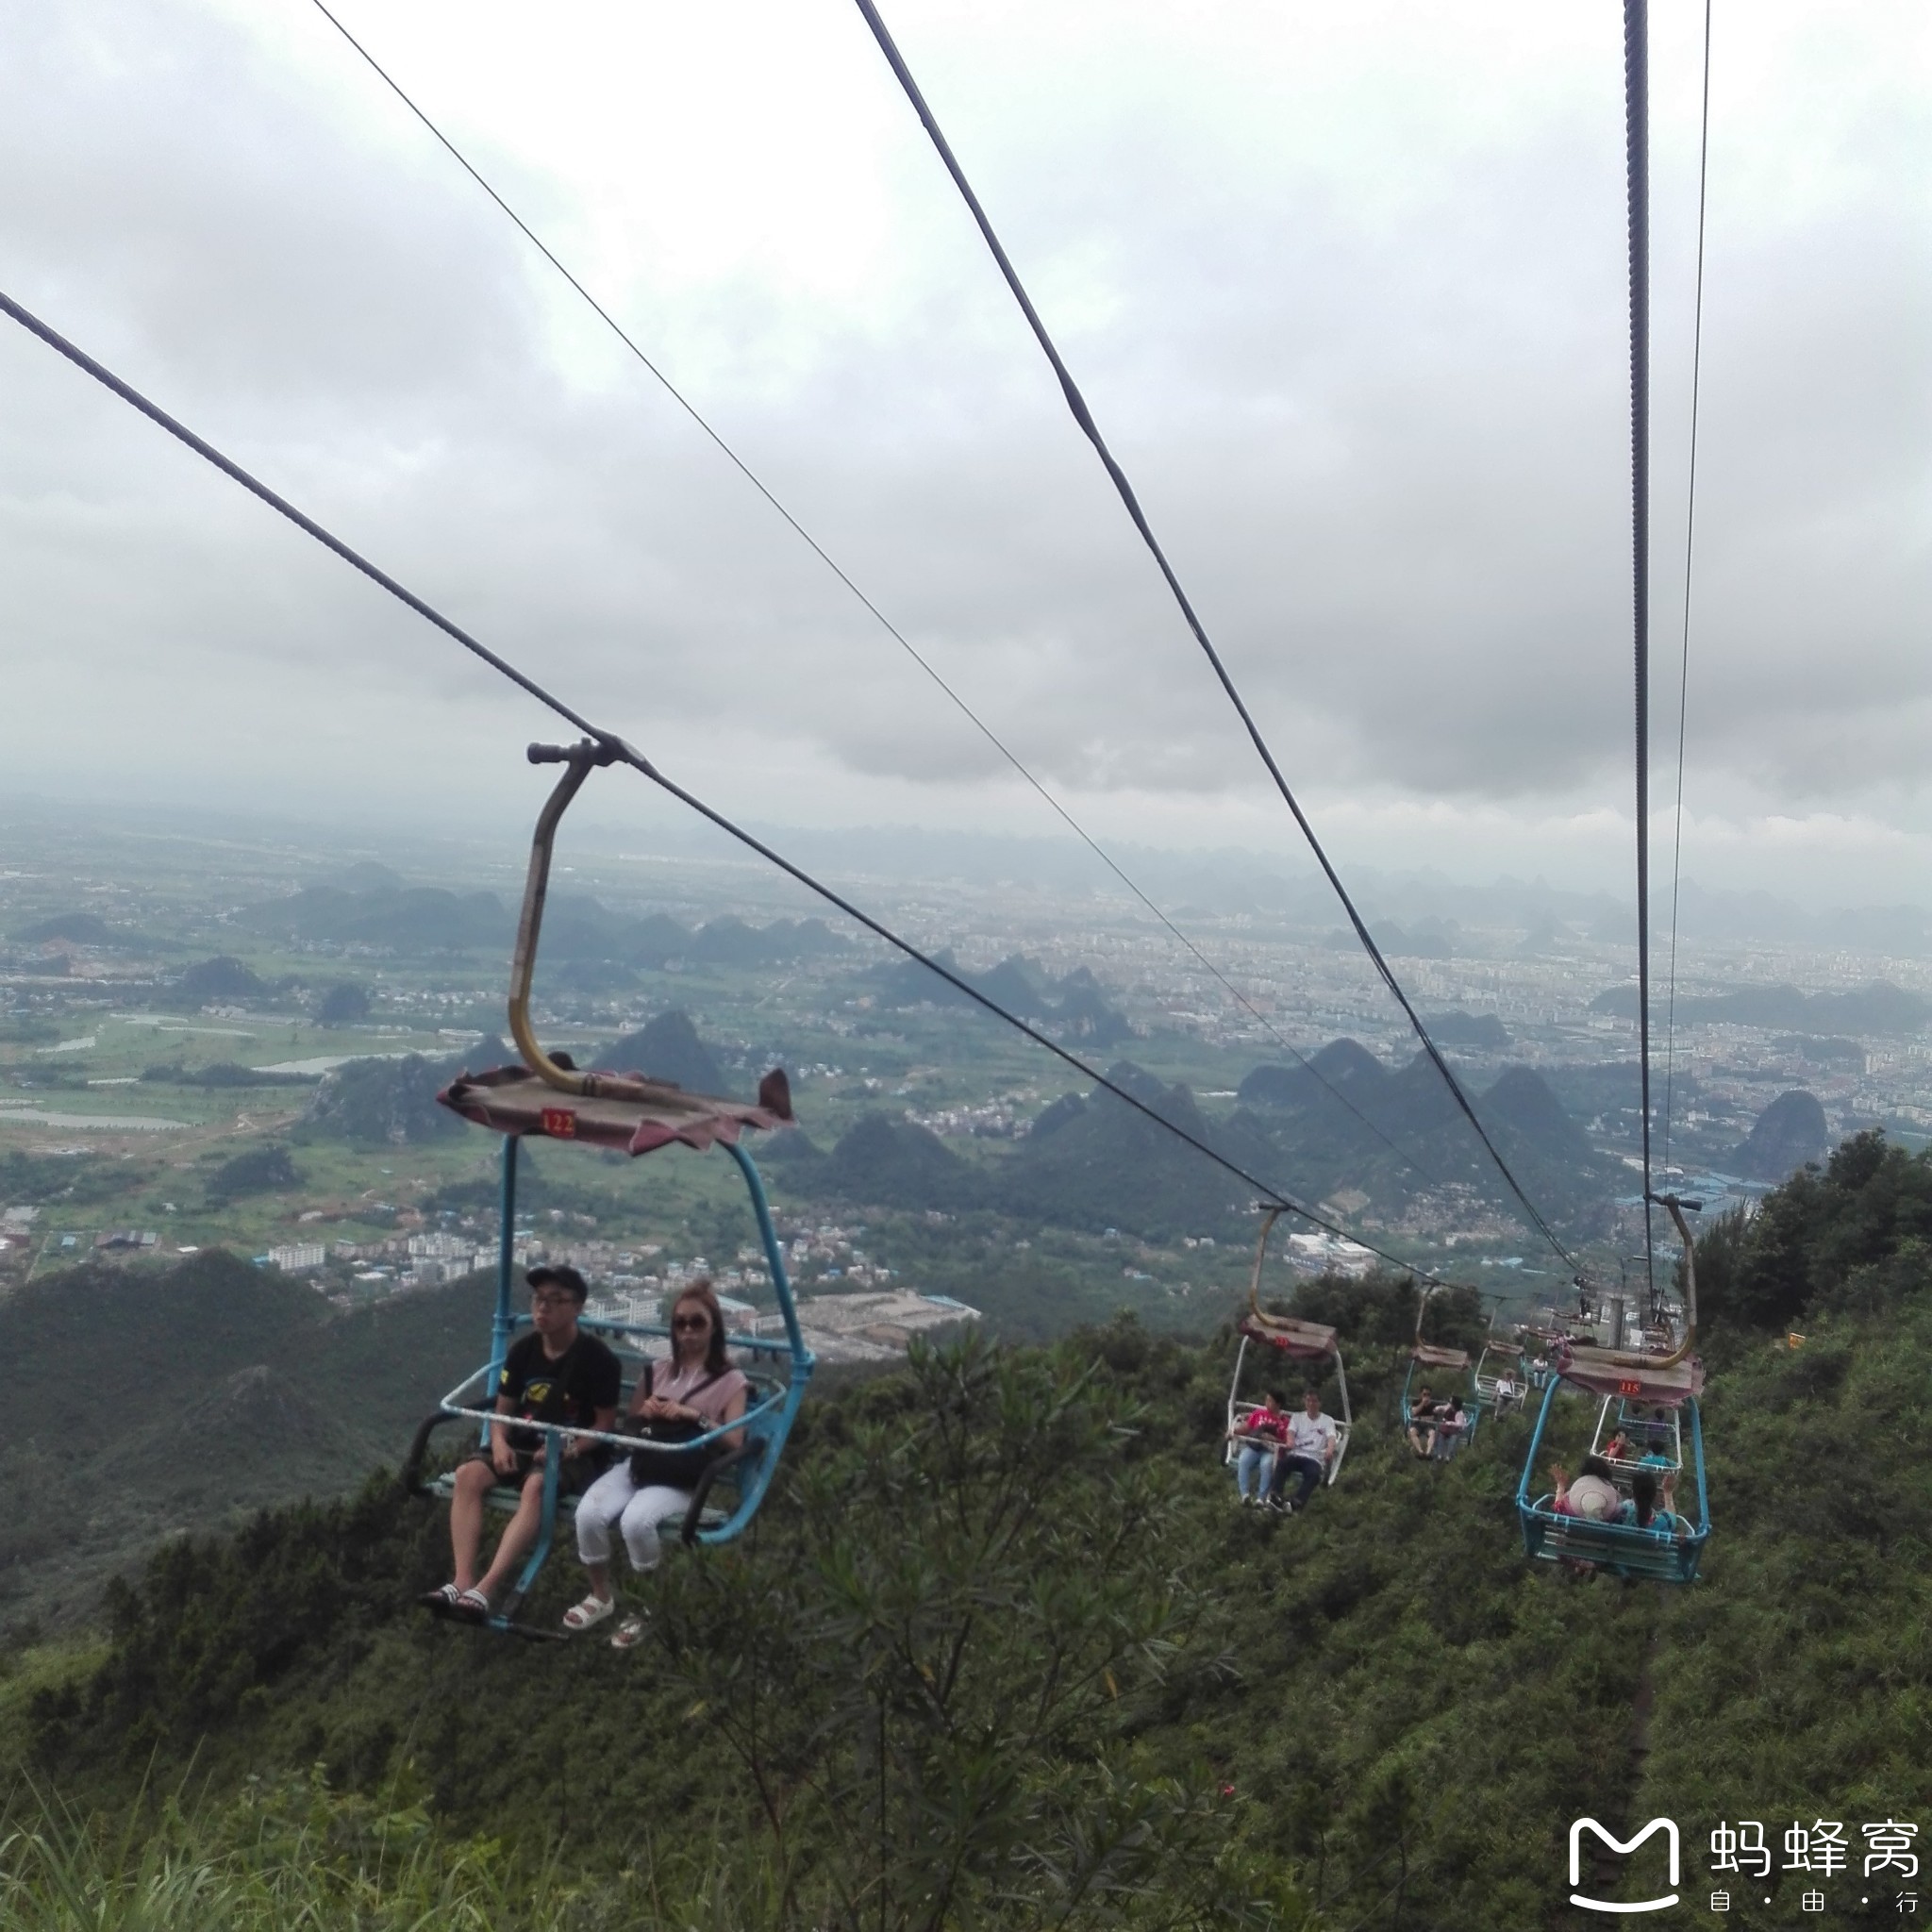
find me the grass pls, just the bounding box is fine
[0,1768,774,1931]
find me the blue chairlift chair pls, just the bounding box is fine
[1515,1197,1709,1584]
[401,742,815,1635]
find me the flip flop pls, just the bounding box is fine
[563,1593,615,1634]
[419,1583,463,1617]
[450,1588,491,1624]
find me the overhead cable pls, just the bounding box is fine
[0,283,1466,1285]
[1624,0,1658,1303]
[848,0,1580,1274]
[1660,0,1713,1208]
[305,0,1464,1203]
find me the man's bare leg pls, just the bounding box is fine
[449,1459,496,1591]
[475,1473,549,1604]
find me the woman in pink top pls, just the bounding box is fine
[565,1279,747,1647]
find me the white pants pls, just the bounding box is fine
[575,1461,694,1574]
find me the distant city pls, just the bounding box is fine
[2,800,1927,1342]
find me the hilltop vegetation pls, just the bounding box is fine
[10,1141,1932,1928]
[0,1254,506,1629]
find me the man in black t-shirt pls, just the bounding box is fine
[421,1265,621,1623]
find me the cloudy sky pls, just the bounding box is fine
[2,0,1926,908]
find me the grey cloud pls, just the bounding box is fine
[0,0,1924,862]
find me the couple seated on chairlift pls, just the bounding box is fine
[1407,1386,1467,1459]
[1228,1387,1337,1514]
[1546,1455,1689,1541]
[420,1265,747,1648]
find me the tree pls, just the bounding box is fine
[315,983,371,1027]
[649,1333,1299,1929]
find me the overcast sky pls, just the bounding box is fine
[2,0,1926,911]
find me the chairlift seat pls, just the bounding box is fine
[1410,1342,1472,1371]
[423,1466,734,1539]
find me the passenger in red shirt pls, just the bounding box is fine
[1229,1391,1290,1507]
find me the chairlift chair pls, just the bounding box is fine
[1401,1281,1480,1459]
[1473,1335,1526,1414]
[1515,1198,1709,1584]
[401,741,816,1635]
[1224,1208,1353,1486]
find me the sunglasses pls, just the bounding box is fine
[672,1313,711,1331]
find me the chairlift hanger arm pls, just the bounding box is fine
[509,740,619,1095]
[1245,1205,1284,1323]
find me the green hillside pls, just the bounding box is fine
[7,1138,1931,1929]
[0,1254,506,1629]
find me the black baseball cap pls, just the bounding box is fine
[525,1264,589,1302]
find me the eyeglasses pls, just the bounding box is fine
[672,1313,710,1331]
[531,1292,576,1310]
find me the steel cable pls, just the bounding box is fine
[849,0,1581,1276]
[1659,0,1713,1225]
[1624,0,1657,1303]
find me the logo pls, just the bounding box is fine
[1570,1817,1681,1914]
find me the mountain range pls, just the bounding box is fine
[867,950,1134,1046]
[239,871,851,968]
[1589,979,1929,1035]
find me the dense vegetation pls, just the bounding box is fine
[7,1140,1930,1928]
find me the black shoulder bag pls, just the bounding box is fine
[625,1363,730,1488]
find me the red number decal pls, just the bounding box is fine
[541,1108,576,1138]
[1617,1378,1642,1397]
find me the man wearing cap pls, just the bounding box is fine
[421,1264,622,1623]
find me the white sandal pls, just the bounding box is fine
[610,1612,648,1650]
[562,1593,615,1633]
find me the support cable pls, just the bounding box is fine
[306,0,1461,1201]
[849,0,1581,1276]
[1659,0,1713,1241]
[0,282,1465,1285]
[1624,0,1657,1304]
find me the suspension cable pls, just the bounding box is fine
[0,281,1473,1286]
[1624,0,1657,1305]
[847,0,1580,1275]
[306,0,1465,1203]
[1659,0,1713,1224]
